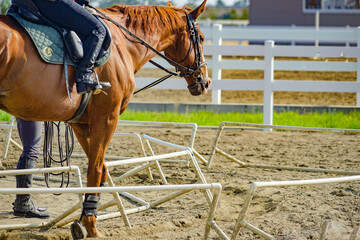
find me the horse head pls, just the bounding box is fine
[164,0,211,96]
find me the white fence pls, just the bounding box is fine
[135,25,360,124]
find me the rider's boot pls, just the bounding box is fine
[76,30,111,95]
[13,156,50,219]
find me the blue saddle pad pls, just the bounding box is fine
[8,11,110,67]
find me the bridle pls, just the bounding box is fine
[179,13,208,93]
[88,5,208,94]
[176,13,206,77]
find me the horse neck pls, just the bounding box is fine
[106,5,185,72]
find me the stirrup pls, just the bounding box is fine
[76,81,111,95]
[92,71,110,95]
[76,71,111,95]
[71,220,88,240]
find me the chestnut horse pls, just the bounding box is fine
[0,0,211,238]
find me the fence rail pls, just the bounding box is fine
[135,25,360,124]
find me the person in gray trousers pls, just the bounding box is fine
[12,119,50,218]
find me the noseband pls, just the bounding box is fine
[88,6,208,94]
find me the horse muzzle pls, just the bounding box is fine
[187,76,211,96]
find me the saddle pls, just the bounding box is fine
[7,0,111,66]
[7,0,112,122]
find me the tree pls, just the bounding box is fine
[216,0,225,7]
[228,9,237,19]
[0,0,11,14]
[240,8,248,20]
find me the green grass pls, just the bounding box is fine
[120,110,360,129]
[0,111,11,122]
[1,110,359,129]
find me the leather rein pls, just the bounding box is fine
[88,5,207,95]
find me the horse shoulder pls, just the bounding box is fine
[0,16,34,78]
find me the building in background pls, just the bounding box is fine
[249,0,360,27]
[201,5,248,20]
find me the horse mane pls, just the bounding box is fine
[106,4,189,34]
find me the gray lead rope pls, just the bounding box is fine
[43,121,74,190]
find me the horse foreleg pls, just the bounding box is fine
[101,164,108,186]
[81,154,106,238]
[70,118,117,238]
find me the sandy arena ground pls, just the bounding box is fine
[0,66,359,239]
[0,123,359,240]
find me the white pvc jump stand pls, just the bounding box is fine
[0,118,154,180]
[206,122,360,175]
[0,164,226,239]
[0,119,209,178]
[0,119,224,237]
[0,166,83,230]
[0,136,225,239]
[205,122,360,239]
[231,175,360,240]
[118,120,208,165]
[0,116,22,167]
[60,135,215,230]
[0,119,227,239]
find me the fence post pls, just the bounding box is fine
[211,24,222,104]
[263,40,274,126]
[315,10,320,46]
[357,27,360,106]
[291,24,296,46]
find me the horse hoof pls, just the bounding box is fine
[81,215,102,238]
[71,220,88,239]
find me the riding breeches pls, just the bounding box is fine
[14,119,42,209]
[30,0,105,41]
[30,0,106,72]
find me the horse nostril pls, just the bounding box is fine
[205,79,210,88]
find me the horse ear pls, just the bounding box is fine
[167,1,172,6]
[190,0,207,20]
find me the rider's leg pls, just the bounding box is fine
[13,119,50,218]
[31,0,111,94]
[75,28,111,94]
